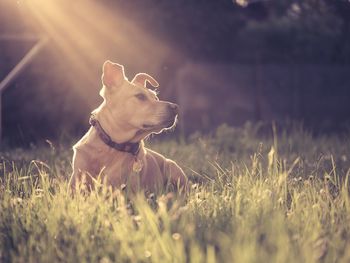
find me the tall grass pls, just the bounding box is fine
[0,123,350,262]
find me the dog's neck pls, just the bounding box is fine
[89,115,141,156]
[91,105,146,144]
[84,126,145,159]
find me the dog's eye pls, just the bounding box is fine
[135,93,147,101]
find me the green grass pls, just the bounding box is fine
[1,123,350,263]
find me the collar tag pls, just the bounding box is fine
[132,159,143,173]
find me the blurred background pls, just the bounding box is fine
[1,0,350,146]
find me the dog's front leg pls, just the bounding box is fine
[70,149,94,191]
[165,160,189,191]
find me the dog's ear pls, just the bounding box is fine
[102,60,126,88]
[132,73,159,88]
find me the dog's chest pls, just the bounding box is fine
[106,159,157,191]
[95,152,134,184]
[79,140,166,190]
[98,153,164,190]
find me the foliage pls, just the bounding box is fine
[235,0,350,63]
[0,124,350,262]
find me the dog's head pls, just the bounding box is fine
[95,60,178,142]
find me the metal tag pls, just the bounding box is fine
[132,159,143,173]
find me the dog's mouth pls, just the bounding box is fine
[142,115,178,130]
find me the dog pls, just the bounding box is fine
[70,60,187,192]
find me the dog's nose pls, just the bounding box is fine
[168,103,179,114]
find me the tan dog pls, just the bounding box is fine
[71,61,187,192]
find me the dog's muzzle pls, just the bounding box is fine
[162,103,179,127]
[142,103,179,130]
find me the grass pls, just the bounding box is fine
[0,123,350,263]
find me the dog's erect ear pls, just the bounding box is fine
[132,73,159,88]
[102,60,126,88]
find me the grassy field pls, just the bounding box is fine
[0,123,350,263]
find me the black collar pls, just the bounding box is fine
[89,115,140,156]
